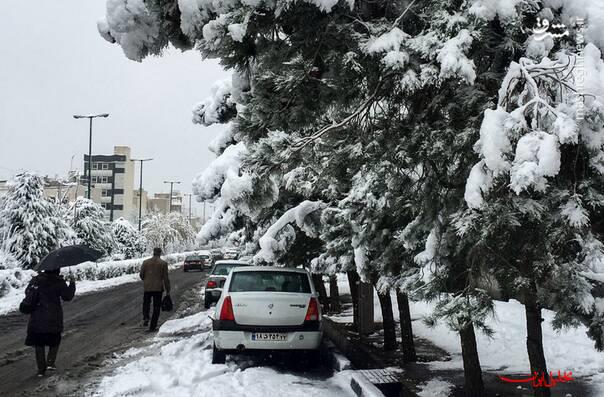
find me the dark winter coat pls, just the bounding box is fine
[140,256,171,293]
[26,273,75,334]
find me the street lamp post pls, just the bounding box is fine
[183,193,193,222]
[163,180,181,213]
[73,113,109,199]
[131,158,153,231]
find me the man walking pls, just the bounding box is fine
[140,248,171,332]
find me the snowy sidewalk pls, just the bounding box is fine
[91,310,355,397]
[326,275,604,396]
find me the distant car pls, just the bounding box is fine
[204,260,251,308]
[223,248,239,260]
[237,255,253,264]
[183,251,211,272]
[211,267,323,364]
[210,248,224,263]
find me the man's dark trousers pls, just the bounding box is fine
[143,291,163,330]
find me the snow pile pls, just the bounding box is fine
[417,379,455,397]
[0,268,34,299]
[95,311,351,397]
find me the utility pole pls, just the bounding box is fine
[183,193,193,222]
[163,180,181,213]
[73,113,109,199]
[131,158,153,231]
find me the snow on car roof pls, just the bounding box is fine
[231,266,309,273]
[214,260,250,265]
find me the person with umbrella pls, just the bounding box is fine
[19,245,102,377]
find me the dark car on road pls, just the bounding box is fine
[183,251,212,272]
[204,260,250,308]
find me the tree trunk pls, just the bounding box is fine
[377,290,397,351]
[459,322,485,397]
[347,271,360,330]
[395,289,417,362]
[525,301,551,397]
[312,273,329,311]
[329,275,341,312]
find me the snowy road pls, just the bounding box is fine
[0,267,204,397]
[90,311,353,397]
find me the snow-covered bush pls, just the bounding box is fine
[0,172,74,269]
[68,197,115,256]
[112,217,146,259]
[142,212,196,253]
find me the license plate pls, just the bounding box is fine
[251,332,288,341]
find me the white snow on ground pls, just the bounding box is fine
[332,274,604,394]
[417,378,455,397]
[94,310,353,397]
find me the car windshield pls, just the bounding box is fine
[212,264,241,276]
[229,271,311,293]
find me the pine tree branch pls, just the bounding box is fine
[291,76,386,150]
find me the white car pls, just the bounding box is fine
[212,267,323,364]
[204,260,251,309]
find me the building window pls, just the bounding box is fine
[101,189,110,197]
[102,163,109,170]
[101,176,109,183]
[91,176,97,183]
[92,163,98,170]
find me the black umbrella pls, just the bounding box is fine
[35,245,103,272]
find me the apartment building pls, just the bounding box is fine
[82,146,135,221]
[147,192,183,214]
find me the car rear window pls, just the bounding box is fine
[229,271,311,293]
[187,255,209,261]
[212,264,241,275]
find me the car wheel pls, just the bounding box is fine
[204,295,212,309]
[183,268,188,272]
[212,344,226,364]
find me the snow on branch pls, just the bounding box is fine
[465,48,604,208]
[98,0,164,62]
[192,79,237,126]
[193,142,247,201]
[254,201,326,264]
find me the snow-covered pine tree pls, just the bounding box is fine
[0,172,74,269]
[68,197,115,256]
[456,4,604,395]
[97,1,604,395]
[112,217,146,259]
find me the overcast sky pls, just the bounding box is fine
[0,1,228,213]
